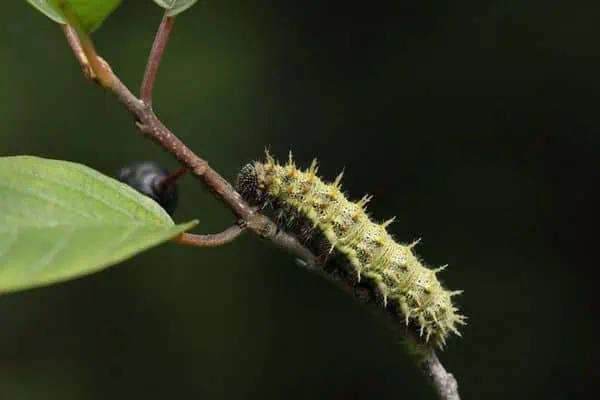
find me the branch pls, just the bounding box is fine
[140,11,175,104]
[60,20,461,400]
[112,65,287,241]
[412,340,461,400]
[60,21,313,263]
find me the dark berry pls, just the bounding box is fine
[117,161,179,216]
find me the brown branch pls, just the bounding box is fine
[173,225,245,247]
[140,11,175,104]
[60,21,461,400]
[60,20,303,255]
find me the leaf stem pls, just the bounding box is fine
[57,3,113,88]
[61,24,93,80]
[141,11,175,104]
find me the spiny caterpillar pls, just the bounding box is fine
[237,152,466,348]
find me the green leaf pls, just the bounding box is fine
[0,156,198,294]
[26,0,122,32]
[153,0,199,16]
[25,0,64,24]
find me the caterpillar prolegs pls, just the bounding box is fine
[237,152,466,348]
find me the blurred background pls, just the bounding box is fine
[1,1,597,399]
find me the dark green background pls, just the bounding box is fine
[1,1,596,399]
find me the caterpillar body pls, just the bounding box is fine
[237,152,466,348]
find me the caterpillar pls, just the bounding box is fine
[237,152,466,348]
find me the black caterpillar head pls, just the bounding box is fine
[116,161,179,216]
[237,163,267,206]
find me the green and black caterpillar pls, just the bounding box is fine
[237,152,466,348]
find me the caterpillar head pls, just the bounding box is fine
[237,162,268,206]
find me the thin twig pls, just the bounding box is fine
[174,225,245,247]
[140,11,175,104]
[158,167,187,190]
[60,21,460,400]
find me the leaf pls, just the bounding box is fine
[25,0,122,32]
[0,156,198,294]
[25,0,64,24]
[153,0,199,16]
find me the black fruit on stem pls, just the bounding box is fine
[117,161,179,216]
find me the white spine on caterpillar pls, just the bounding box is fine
[237,151,466,348]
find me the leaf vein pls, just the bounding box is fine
[3,168,140,220]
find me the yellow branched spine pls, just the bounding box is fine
[237,152,466,348]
